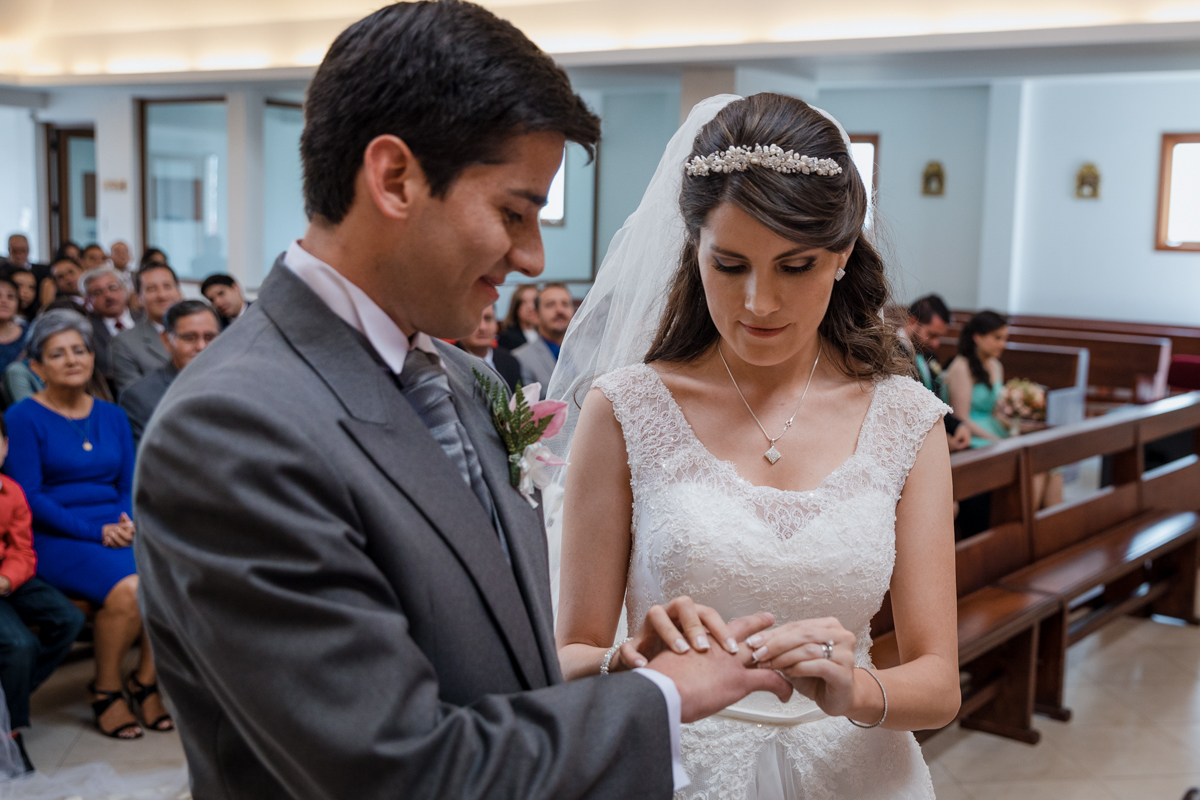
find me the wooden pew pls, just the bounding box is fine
[936,340,1089,400]
[943,324,1171,402]
[873,444,1060,743]
[870,392,1200,744]
[991,313,1200,360]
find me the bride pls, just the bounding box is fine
[550,93,961,799]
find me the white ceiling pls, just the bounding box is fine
[1,0,1199,87]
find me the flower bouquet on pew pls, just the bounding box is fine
[997,378,1047,436]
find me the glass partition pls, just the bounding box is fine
[262,103,307,284]
[143,101,228,280]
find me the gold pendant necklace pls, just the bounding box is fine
[718,344,821,465]
[43,397,93,451]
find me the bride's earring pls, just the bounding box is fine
[835,267,846,281]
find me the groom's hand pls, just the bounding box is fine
[616,596,751,671]
[646,612,793,723]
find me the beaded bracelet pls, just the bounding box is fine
[601,637,633,675]
[848,667,888,729]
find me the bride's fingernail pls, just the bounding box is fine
[635,657,648,667]
[695,635,709,651]
[675,638,690,653]
[747,634,764,648]
[752,646,769,661]
[726,638,739,653]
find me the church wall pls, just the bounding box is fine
[1011,72,1200,325]
[814,86,991,310]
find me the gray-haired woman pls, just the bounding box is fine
[3,310,172,740]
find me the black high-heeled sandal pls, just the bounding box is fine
[126,673,174,732]
[88,682,143,740]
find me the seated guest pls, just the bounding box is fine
[121,300,219,447]
[0,275,27,376]
[498,283,540,351]
[49,258,86,310]
[80,244,107,271]
[138,248,169,271]
[0,413,87,773]
[456,304,521,392]
[8,269,40,322]
[3,310,172,739]
[80,267,136,388]
[200,273,250,328]
[109,241,132,277]
[40,301,114,403]
[3,358,43,408]
[4,235,52,318]
[513,283,574,387]
[942,310,1010,448]
[52,242,81,266]
[109,264,182,394]
[898,294,970,451]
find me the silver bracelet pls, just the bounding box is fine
[848,667,887,728]
[601,637,633,675]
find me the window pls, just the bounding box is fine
[1156,133,1200,252]
[849,133,878,229]
[539,151,566,226]
[141,99,228,280]
[262,101,307,284]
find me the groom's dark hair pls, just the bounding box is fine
[301,0,601,225]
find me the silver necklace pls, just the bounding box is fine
[718,344,821,465]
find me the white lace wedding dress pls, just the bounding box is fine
[593,363,949,800]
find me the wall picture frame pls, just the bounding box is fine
[922,161,945,196]
[1075,162,1100,199]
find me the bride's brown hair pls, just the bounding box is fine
[643,93,906,380]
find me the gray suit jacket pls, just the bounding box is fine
[110,318,169,394]
[119,363,177,447]
[513,336,558,388]
[134,263,672,800]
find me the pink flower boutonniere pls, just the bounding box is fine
[474,369,568,508]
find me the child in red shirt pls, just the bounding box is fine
[0,414,86,773]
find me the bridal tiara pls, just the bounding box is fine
[685,144,843,178]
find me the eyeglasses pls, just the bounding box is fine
[170,332,218,345]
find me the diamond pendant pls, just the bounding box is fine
[764,445,782,465]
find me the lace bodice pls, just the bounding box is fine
[595,364,950,723]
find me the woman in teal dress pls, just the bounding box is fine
[941,311,1010,448]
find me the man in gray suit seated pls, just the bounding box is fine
[514,282,574,387]
[134,3,788,798]
[110,263,182,394]
[120,300,220,447]
[80,266,138,390]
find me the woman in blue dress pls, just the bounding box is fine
[941,311,1010,448]
[4,310,172,740]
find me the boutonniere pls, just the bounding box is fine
[928,358,943,377]
[473,369,568,508]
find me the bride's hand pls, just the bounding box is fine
[746,617,858,717]
[611,596,763,672]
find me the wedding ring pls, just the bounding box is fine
[822,640,834,659]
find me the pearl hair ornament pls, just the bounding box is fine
[686,144,843,178]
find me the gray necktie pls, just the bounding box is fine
[399,348,506,554]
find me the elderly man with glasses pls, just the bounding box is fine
[80,267,138,392]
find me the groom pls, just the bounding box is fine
[134,2,788,798]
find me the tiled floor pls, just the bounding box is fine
[924,614,1200,800]
[14,614,1200,798]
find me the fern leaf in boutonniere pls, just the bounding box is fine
[473,368,568,508]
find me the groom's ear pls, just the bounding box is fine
[360,134,429,222]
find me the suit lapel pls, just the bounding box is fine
[257,265,547,690]
[438,343,562,684]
